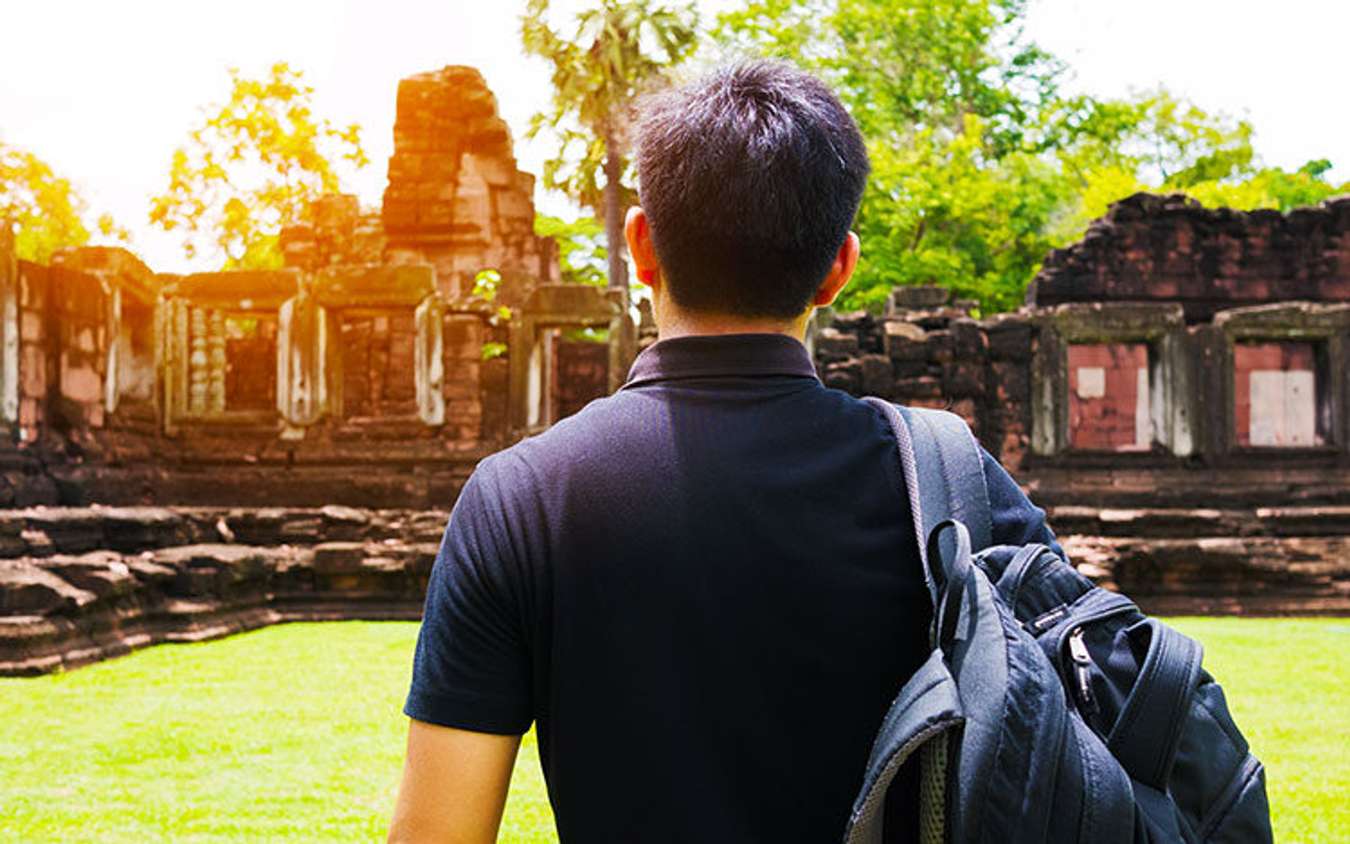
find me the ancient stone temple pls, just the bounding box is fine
[3,125,1346,673]
[815,193,1350,616]
[0,66,622,674]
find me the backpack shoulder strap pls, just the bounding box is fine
[862,399,994,599]
[862,398,994,549]
[904,406,993,552]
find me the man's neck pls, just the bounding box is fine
[652,301,811,343]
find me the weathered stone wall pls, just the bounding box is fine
[816,285,1035,470]
[815,193,1350,617]
[15,260,53,445]
[552,337,609,421]
[279,193,386,272]
[381,66,559,303]
[339,311,419,419]
[1033,192,1350,319]
[0,64,571,510]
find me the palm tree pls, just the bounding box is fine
[522,0,699,300]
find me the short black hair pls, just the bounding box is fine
[635,61,870,319]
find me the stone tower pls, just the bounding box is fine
[381,66,558,305]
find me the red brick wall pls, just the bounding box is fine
[1034,193,1350,320]
[443,315,486,441]
[551,337,608,421]
[223,314,278,412]
[1067,343,1150,451]
[339,311,418,419]
[1234,342,1319,447]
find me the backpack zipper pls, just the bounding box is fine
[1068,627,1100,717]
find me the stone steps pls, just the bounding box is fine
[0,506,447,675]
[1046,505,1350,538]
[4,504,1348,675]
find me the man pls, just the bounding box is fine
[388,61,1060,843]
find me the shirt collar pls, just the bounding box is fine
[622,333,821,389]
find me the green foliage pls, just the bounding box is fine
[522,0,699,293]
[148,62,368,270]
[522,0,700,212]
[471,269,512,361]
[714,0,1073,311]
[0,141,127,262]
[715,2,1349,313]
[535,213,608,286]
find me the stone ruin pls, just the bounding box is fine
[0,66,626,674]
[815,193,1350,616]
[3,105,1348,674]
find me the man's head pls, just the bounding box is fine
[628,61,870,325]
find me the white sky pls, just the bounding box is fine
[1,0,1345,272]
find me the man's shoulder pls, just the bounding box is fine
[467,390,651,495]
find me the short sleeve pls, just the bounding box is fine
[980,449,1068,562]
[404,461,534,734]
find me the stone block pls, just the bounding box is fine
[20,311,42,343]
[822,360,861,394]
[0,562,96,615]
[38,552,137,600]
[943,362,985,397]
[925,331,955,363]
[312,542,367,574]
[986,320,1032,360]
[859,354,893,398]
[494,187,534,222]
[991,361,1030,403]
[893,376,943,400]
[950,319,987,358]
[815,328,861,361]
[890,285,950,310]
[20,346,45,398]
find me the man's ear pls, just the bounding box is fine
[814,231,861,307]
[625,207,661,288]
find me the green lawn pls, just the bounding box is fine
[0,618,1344,842]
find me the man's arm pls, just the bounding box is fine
[387,720,521,844]
[980,449,1067,561]
[389,459,536,842]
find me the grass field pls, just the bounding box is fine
[0,618,1345,842]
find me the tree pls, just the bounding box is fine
[521,0,699,298]
[717,1,1349,313]
[717,0,1072,311]
[149,62,367,270]
[535,213,608,286]
[0,140,125,262]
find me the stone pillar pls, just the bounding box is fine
[104,287,121,416]
[277,293,327,427]
[207,310,226,414]
[415,295,445,426]
[189,307,208,415]
[0,227,18,426]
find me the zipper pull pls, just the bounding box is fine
[1068,627,1099,716]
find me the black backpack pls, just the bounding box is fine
[843,400,1273,844]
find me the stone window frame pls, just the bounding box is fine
[309,265,444,431]
[160,271,300,433]
[1212,302,1350,455]
[106,279,159,418]
[1031,303,1196,459]
[508,284,630,434]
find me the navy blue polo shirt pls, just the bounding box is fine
[406,333,1060,843]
